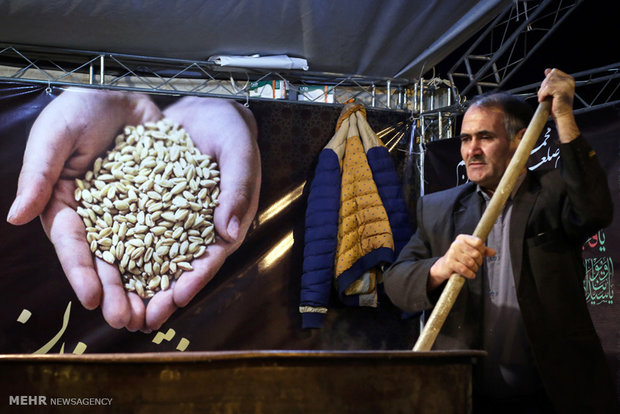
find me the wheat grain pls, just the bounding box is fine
[74,118,220,298]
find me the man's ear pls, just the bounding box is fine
[515,128,526,142]
[511,128,526,149]
[510,128,526,152]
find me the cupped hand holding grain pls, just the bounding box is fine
[8,88,161,331]
[7,89,260,333]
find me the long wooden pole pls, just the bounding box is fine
[413,99,551,352]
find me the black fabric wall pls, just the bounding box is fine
[0,81,418,354]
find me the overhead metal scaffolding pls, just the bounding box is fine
[421,0,620,143]
[0,43,411,112]
[417,61,620,144]
[446,0,583,101]
[0,0,617,141]
[507,63,620,115]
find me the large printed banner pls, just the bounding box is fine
[0,82,418,354]
[424,107,620,399]
[2,81,617,403]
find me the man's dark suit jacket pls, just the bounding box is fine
[384,136,617,413]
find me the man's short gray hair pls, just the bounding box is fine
[466,92,534,140]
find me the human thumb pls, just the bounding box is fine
[7,167,58,225]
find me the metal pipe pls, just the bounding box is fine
[438,112,443,140]
[99,55,105,86]
[371,83,376,107]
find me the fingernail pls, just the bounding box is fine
[227,215,240,240]
[6,197,21,223]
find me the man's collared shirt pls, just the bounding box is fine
[476,174,543,397]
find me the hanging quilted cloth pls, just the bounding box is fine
[300,103,412,328]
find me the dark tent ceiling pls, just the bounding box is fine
[0,0,617,105]
[0,0,510,81]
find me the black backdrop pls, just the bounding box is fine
[0,81,418,354]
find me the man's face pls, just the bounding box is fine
[459,105,520,192]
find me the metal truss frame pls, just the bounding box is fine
[447,0,583,102]
[417,61,620,147]
[506,63,620,115]
[1,0,617,139]
[0,43,411,111]
[420,0,620,143]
